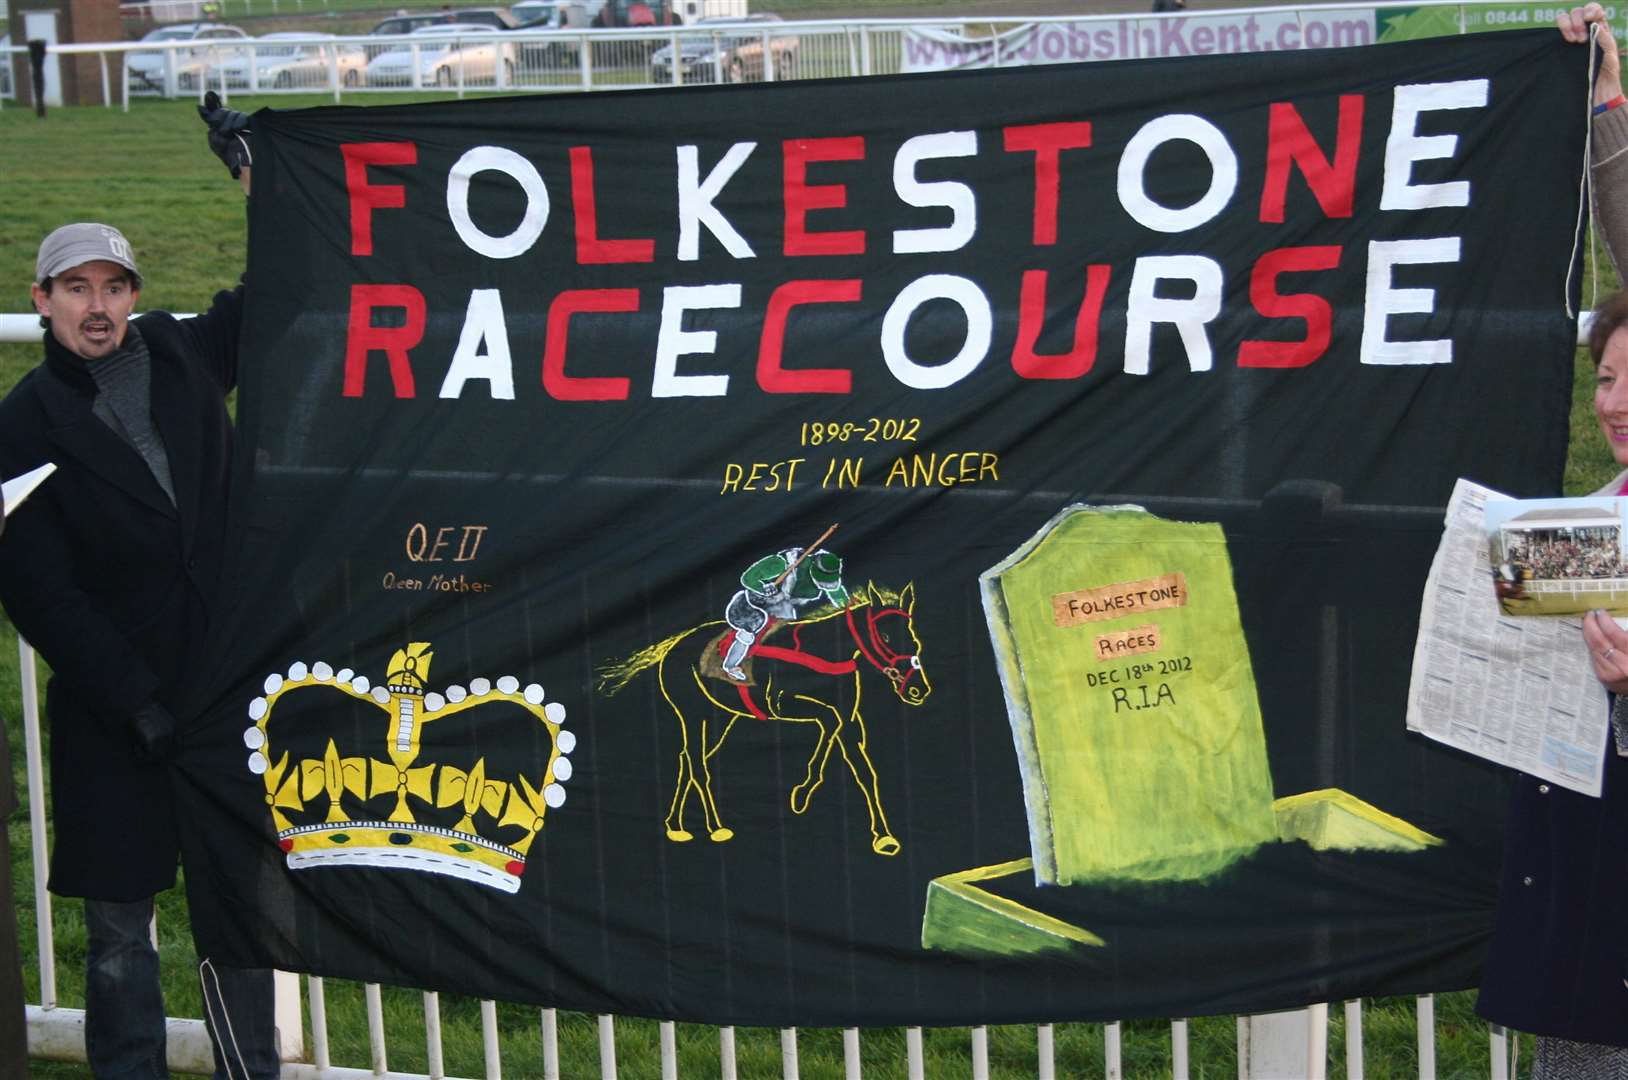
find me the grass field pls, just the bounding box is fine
[0,89,1616,1077]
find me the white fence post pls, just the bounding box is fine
[1171,1019,1190,1080]
[1490,1023,1509,1080]
[842,1027,862,1080]
[1241,1006,1327,1079]
[540,1007,560,1080]
[659,1019,677,1080]
[1345,1000,1365,1080]
[423,991,445,1078]
[1417,994,1437,1080]
[307,976,331,1069]
[780,1027,800,1079]
[1306,1002,1329,1080]
[365,983,388,1073]
[480,1000,501,1079]
[720,1024,738,1080]
[272,971,304,1063]
[16,638,54,1005]
[598,1013,617,1080]
[905,1026,924,1080]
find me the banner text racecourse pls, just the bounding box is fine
[336,80,1490,402]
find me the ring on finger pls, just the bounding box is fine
[1607,648,1618,662]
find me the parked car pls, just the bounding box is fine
[511,0,602,24]
[594,0,743,25]
[509,0,598,69]
[594,0,678,27]
[366,8,516,57]
[366,24,517,86]
[649,14,796,83]
[126,23,251,92]
[216,33,368,89]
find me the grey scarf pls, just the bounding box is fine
[86,324,176,506]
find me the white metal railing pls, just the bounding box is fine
[88,20,861,102]
[1524,575,1628,594]
[0,311,1603,348]
[1,0,1620,109]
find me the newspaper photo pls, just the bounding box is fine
[1406,478,1611,797]
[1486,494,1628,617]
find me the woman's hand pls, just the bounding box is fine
[1559,3,1624,107]
[1582,608,1628,692]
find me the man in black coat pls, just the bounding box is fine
[0,222,276,1077]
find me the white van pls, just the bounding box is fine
[510,0,601,28]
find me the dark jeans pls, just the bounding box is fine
[83,898,165,1080]
[83,899,280,1080]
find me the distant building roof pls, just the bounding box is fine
[1503,506,1622,530]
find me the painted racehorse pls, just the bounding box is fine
[599,583,929,855]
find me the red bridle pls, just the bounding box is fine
[845,603,922,693]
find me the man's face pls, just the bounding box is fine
[31,260,140,361]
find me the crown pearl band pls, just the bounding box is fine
[242,642,572,894]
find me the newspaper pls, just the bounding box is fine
[1406,478,1610,797]
[0,463,54,518]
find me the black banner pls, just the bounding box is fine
[178,29,1585,1026]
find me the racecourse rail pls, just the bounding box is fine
[0,0,1599,1072]
[0,0,1618,106]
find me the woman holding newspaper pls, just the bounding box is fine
[1476,8,1628,1075]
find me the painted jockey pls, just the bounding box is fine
[722,547,849,682]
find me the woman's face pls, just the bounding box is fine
[1598,326,1628,467]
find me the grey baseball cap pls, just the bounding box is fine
[35,223,140,285]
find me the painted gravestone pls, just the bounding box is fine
[982,504,1278,885]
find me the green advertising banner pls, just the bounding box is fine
[1379,2,1623,41]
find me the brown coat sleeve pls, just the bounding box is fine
[1592,103,1628,278]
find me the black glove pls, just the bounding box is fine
[129,702,179,764]
[198,90,253,180]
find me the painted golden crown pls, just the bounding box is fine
[242,641,572,894]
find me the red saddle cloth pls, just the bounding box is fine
[716,619,857,719]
